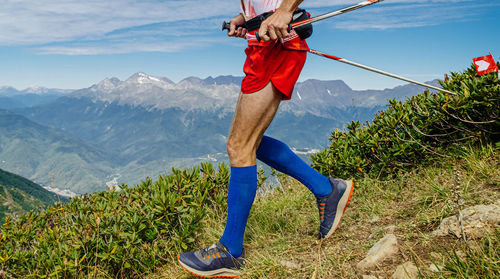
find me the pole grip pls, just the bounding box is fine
[221,21,230,31]
[221,21,245,31]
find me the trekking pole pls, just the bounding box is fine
[291,0,383,30]
[222,0,383,36]
[309,49,457,95]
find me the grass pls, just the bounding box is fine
[154,144,499,278]
[434,231,499,278]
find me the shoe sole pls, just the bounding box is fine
[324,180,354,238]
[177,254,241,278]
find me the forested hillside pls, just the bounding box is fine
[0,168,67,223]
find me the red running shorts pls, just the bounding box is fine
[241,43,307,100]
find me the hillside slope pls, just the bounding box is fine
[0,64,497,278]
[0,110,117,194]
[157,145,499,278]
[0,168,67,223]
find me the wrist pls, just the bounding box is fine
[239,13,247,22]
[231,13,246,25]
[277,6,294,14]
[278,0,302,13]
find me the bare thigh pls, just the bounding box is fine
[227,82,282,167]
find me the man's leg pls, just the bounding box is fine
[255,135,353,238]
[219,82,282,258]
[256,135,332,197]
[226,83,282,167]
[178,83,281,277]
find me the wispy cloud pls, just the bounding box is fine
[303,0,473,8]
[36,36,223,55]
[0,0,492,55]
[33,16,230,55]
[305,0,498,30]
[329,1,499,30]
[0,0,238,45]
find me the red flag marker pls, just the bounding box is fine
[472,53,498,76]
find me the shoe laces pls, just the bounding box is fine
[318,201,326,221]
[200,243,226,260]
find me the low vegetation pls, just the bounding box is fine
[0,64,498,278]
[312,63,499,179]
[0,164,232,278]
[158,144,499,278]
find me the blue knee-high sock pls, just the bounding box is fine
[219,165,257,258]
[257,136,332,198]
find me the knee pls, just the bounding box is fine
[226,138,239,161]
[227,137,255,166]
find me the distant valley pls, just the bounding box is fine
[0,73,441,194]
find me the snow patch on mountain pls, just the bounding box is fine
[73,72,240,111]
[22,86,50,94]
[68,72,442,118]
[125,72,174,88]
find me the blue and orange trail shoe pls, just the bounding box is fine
[316,177,354,239]
[177,241,244,278]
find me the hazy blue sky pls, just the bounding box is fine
[1,0,499,90]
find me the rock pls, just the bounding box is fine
[368,232,376,239]
[385,225,397,234]
[391,261,418,279]
[279,260,301,269]
[432,201,500,239]
[429,263,443,272]
[357,234,399,270]
[369,215,380,224]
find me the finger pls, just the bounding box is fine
[258,24,268,41]
[274,28,284,40]
[228,23,236,36]
[261,34,271,42]
[240,29,247,38]
[281,26,290,38]
[268,26,278,41]
[236,27,244,37]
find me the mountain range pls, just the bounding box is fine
[0,86,72,109]
[1,73,442,194]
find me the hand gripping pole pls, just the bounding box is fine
[222,0,383,41]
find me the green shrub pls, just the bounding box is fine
[311,63,500,179]
[0,162,231,278]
